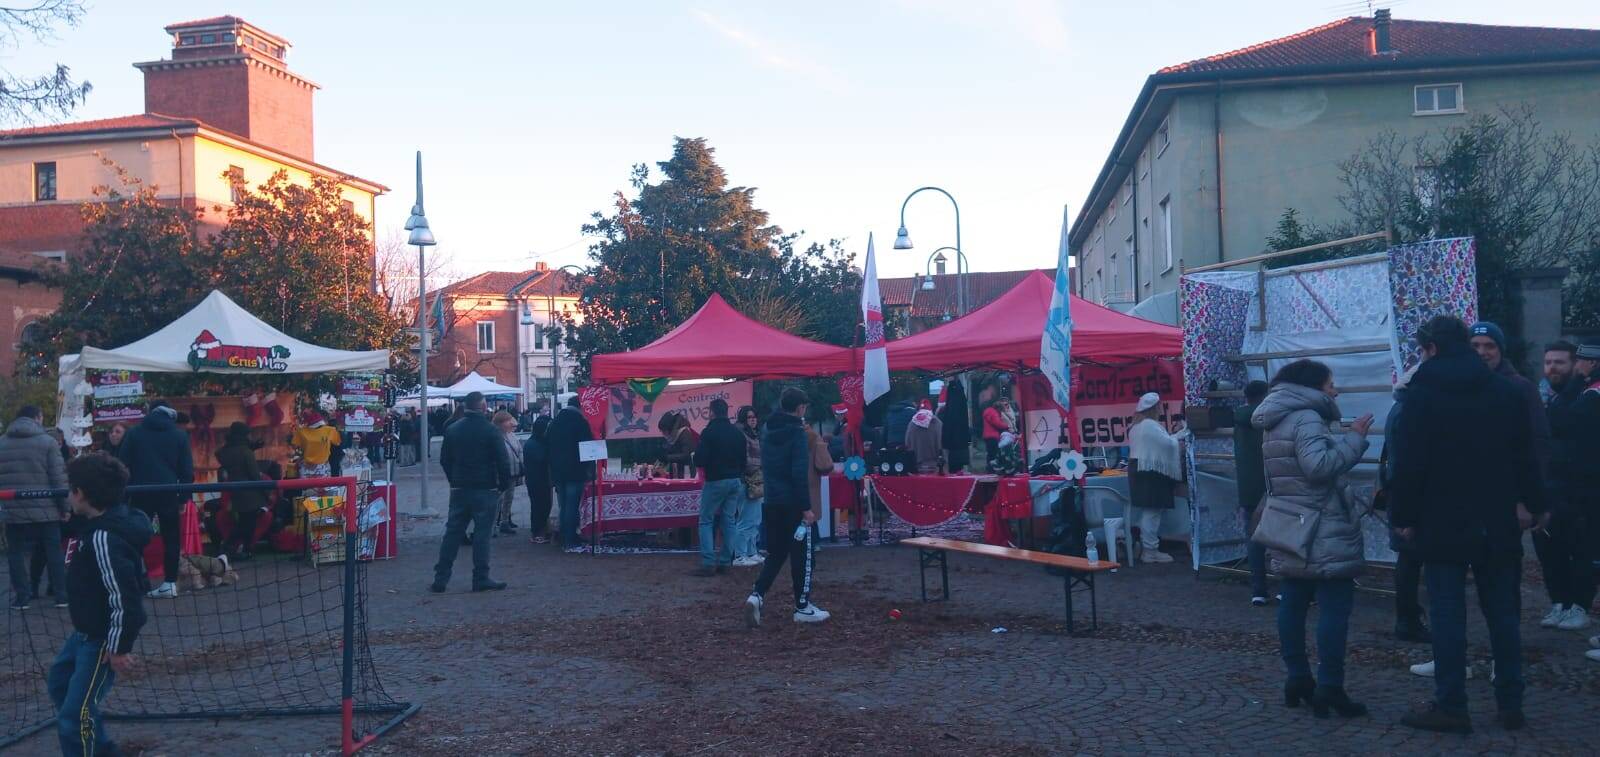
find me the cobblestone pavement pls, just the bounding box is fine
[26,461,1600,755]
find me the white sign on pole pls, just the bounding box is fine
[579,440,610,462]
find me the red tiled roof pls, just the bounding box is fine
[440,269,583,298]
[0,113,197,138]
[1161,17,1600,75]
[881,269,1058,318]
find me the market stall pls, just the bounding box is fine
[55,290,393,566]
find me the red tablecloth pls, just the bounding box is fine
[580,479,702,538]
[867,475,990,527]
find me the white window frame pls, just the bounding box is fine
[1109,251,1120,297]
[1155,117,1171,157]
[1413,83,1464,116]
[476,321,496,353]
[1159,196,1173,273]
[31,250,66,263]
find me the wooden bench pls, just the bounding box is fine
[900,536,1119,635]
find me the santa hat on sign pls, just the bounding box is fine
[192,330,222,357]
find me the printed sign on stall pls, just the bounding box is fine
[89,370,146,424]
[1070,362,1184,447]
[338,371,384,431]
[603,381,754,440]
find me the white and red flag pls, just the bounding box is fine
[861,233,890,404]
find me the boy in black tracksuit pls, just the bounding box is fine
[51,453,151,757]
[745,388,829,626]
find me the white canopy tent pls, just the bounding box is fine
[71,290,389,374]
[57,290,391,436]
[440,371,521,398]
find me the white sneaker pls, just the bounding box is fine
[730,556,752,567]
[1586,648,1600,663]
[745,594,762,628]
[1588,634,1600,649]
[793,602,831,623]
[1142,549,1174,564]
[147,582,178,599]
[1409,660,1476,679]
[1558,607,1592,631]
[1541,603,1566,628]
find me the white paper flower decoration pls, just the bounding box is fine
[1061,450,1087,480]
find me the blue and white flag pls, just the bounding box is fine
[1040,206,1073,412]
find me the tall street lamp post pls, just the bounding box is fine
[404,151,437,516]
[894,186,966,316]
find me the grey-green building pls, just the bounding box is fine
[1069,9,1600,312]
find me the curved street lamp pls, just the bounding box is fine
[405,151,437,516]
[894,186,966,316]
[511,263,587,408]
[920,246,969,292]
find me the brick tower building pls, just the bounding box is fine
[0,17,384,376]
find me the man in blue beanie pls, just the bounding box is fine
[1469,323,1566,629]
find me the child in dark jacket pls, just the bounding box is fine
[52,452,151,757]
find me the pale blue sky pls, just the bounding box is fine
[8,1,1598,280]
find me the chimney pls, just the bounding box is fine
[1371,8,1394,55]
[934,251,948,275]
[535,261,550,272]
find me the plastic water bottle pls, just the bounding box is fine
[1085,531,1099,565]
[793,523,809,542]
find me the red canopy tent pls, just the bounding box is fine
[884,270,1181,372]
[589,293,856,383]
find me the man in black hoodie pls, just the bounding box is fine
[544,396,594,549]
[1392,316,1543,734]
[52,452,150,757]
[745,387,829,626]
[118,401,194,599]
[692,399,746,576]
[431,392,511,593]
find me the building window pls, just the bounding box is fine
[1156,118,1171,157]
[33,162,56,202]
[1414,84,1464,116]
[1159,196,1173,272]
[223,32,235,42]
[227,165,245,203]
[533,324,546,350]
[476,322,495,353]
[200,33,216,44]
[32,250,66,263]
[181,35,197,45]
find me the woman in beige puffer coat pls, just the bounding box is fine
[1251,359,1373,719]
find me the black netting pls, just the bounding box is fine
[2,482,411,753]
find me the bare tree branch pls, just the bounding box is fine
[0,1,90,125]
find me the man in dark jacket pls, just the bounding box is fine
[1382,371,1429,644]
[692,399,746,576]
[1,406,69,609]
[1392,316,1542,734]
[53,452,149,757]
[522,415,554,543]
[1231,381,1269,605]
[431,392,510,593]
[544,395,594,549]
[117,402,194,599]
[884,399,916,449]
[1529,340,1592,632]
[213,422,266,561]
[1557,344,1600,660]
[745,387,828,626]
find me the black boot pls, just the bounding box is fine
[1402,702,1472,734]
[1284,677,1315,708]
[1394,617,1431,643]
[1311,686,1368,719]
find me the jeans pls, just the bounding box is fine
[7,522,66,605]
[496,486,517,528]
[1532,512,1594,610]
[1426,553,1524,713]
[698,478,742,567]
[433,488,499,586]
[526,476,554,537]
[1278,577,1354,687]
[1247,540,1269,597]
[555,481,584,548]
[1394,548,1425,627]
[736,493,765,559]
[753,503,814,609]
[48,633,117,757]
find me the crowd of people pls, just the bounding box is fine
[1234,315,1600,734]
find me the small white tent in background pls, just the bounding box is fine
[441,371,521,398]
